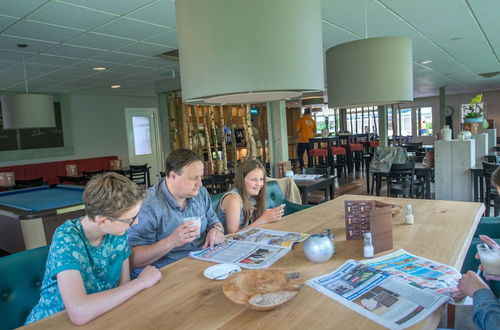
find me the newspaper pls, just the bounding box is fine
[190,228,309,269]
[293,174,322,180]
[307,250,463,329]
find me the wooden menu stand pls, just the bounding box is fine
[344,200,393,253]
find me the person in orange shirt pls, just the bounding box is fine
[296,107,317,170]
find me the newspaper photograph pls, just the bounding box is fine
[307,260,450,329]
[361,249,463,302]
[190,228,308,269]
[227,228,309,247]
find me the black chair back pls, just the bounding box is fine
[482,162,500,216]
[82,170,103,179]
[387,162,416,198]
[129,164,148,186]
[203,173,235,195]
[403,142,423,153]
[14,177,44,189]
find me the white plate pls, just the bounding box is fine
[203,263,241,280]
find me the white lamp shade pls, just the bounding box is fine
[326,37,413,108]
[176,0,324,104]
[1,94,55,129]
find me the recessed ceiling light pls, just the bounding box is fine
[110,85,121,89]
[420,60,432,65]
[450,37,463,41]
[93,67,107,71]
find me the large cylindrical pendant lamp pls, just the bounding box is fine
[326,37,413,108]
[175,0,324,104]
[1,94,55,129]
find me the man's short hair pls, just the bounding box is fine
[165,149,203,177]
[303,107,311,115]
[84,172,146,220]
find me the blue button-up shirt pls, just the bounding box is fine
[128,180,220,269]
[472,288,500,330]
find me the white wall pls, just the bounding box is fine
[0,94,158,166]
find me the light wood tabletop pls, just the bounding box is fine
[21,195,485,330]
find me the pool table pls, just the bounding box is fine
[0,185,86,253]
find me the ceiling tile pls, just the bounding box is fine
[68,32,134,51]
[95,17,167,40]
[127,0,176,28]
[0,35,58,53]
[92,51,146,64]
[0,48,35,61]
[29,1,117,30]
[143,29,177,47]
[26,54,82,66]
[0,59,17,69]
[4,20,83,42]
[59,0,156,15]
[0,0,49,18]
[116,41,174,56]
[45,44,109,59]
[131,56,177,68]
[0,14,18,31]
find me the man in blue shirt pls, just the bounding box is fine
[128,149,225,271]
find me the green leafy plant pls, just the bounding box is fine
[464,93,484,119]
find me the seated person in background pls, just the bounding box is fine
[458,235,500,330]
[128,149,225,271]
[215,159,285,234]
[25,172,162,325]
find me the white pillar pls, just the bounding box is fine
[267,100,289,177]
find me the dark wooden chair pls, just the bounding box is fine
[129,164,149,186]
[82,170,103,180]
[387,162,421,198]
[483,162,500,216]
[203,173,235,195]
[14,177,44,189]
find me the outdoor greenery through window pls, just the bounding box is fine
[417,107,433,136]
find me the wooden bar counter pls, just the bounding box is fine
[22,195,485,330]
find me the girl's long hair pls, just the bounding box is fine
[233,159,266,222]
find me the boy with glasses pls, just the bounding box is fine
[26,172,161,325]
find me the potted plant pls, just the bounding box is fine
[463,93,484,123]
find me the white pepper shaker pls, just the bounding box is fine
[363,232,374,258]
[405,204,414,225]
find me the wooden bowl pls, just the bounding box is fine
[222,269,304,311]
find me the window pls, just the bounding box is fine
[417,107,433,136]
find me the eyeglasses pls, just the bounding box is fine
[107,213,139,227]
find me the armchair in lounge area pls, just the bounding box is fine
[0,245,49,330]
[210,180,312,218]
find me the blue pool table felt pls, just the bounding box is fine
[0,185,84,212]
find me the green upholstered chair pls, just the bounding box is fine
[0,245,49,330]
[210,181,311,217]
[461,217,500,296]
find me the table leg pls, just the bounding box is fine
[473,171,479,202]
[365,158,370,194]
[376,174,382,196]
[426,172,431,199]
[479,174,484,203]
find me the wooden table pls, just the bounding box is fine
[293,176,336,204]
[22,195,484,330]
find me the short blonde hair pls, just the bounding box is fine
[84,172,146,220]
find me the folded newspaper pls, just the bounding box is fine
[307,249,463,329]
[190,228,309,269]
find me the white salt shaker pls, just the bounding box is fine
[363,232,374,258]
[405,204,414,225]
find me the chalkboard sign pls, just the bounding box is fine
[0,102,63,151]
